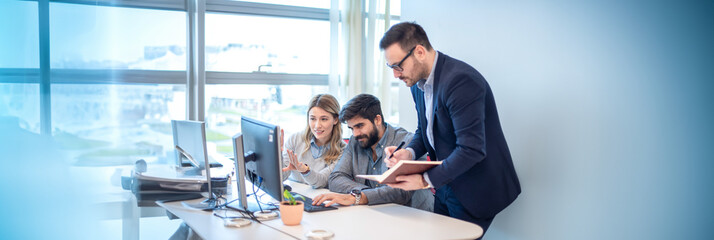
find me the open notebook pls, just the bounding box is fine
[356,160,442,184]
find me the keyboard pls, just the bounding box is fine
[290,192,338,213]
[180,155,223,168]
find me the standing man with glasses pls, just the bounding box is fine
[381,22,521,238]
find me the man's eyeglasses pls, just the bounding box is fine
[386,46,416,72]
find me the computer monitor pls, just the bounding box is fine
[171,120,209,171]
[172,120,222,170]
[171,120,217,210]
[230,116,284,213]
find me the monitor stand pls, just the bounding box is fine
[177,142,217,211]
[182,192,218,210]
[227,195,278,213]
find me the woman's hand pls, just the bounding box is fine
[281,149,309,173]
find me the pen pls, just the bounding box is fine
[388,141,406,160]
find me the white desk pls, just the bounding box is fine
[158,180,483,240]
[275,181,483,240]
[157,199,296,239]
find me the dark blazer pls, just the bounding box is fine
[408,52,521,218]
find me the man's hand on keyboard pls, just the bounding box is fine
[312,193,357,207]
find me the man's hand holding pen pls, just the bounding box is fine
[384,141,412,168]
[384,141,430,191]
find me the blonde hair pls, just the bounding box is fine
[302,94,344,164]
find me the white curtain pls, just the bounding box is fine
[341,0,364,99]
[340,0,396,122]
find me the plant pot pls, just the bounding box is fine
[279,201,304,226]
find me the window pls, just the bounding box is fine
[48,2,187,165]
[10,0,397,165]
[0,1,39,69]
[50,2,186,70]
[203,3,334,155]
[385,20,402,121]
[205,84,329,154]
[0,83,40,133]
[240,0,330,9]
[51,84,185,165]
[0,1,40,133]
[205,13,330,74]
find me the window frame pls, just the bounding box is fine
[202,0,334,85]
[1,0,339,134]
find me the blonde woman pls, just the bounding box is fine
[282,94,345,188]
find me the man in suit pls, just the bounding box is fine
[382,22,521,236]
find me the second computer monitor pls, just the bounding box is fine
[235,116,284,210]
[171,120,208,170]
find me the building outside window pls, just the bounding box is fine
[1,0,401,165]
[47,2,187,166]
[203,9,331,154]
[0,1,40,134]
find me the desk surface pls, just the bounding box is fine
[272,181,483,240]
[158,178,483,240]
[158,199,295,239]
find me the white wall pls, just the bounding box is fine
[399,1,714,239]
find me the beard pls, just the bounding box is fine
[356,125,380,149]
[415,60,430,81]
[400,60,430,87]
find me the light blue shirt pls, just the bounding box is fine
[409,51,439,188]
[416,51,439,149]
[309,137,327,159]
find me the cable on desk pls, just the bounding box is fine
[213,205,262,223]
[215,188,259,209]
[210,179,299,240]
[214,206,299,239]
[250,175,266,213]
[212,210,253,221]
[218,198,238,208]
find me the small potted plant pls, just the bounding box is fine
[280,189,305,225]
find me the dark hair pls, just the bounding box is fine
[339,94,385,127]
[379,21,433,52]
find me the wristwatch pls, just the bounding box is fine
[300,164,310,174]
[350,189,361,206]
